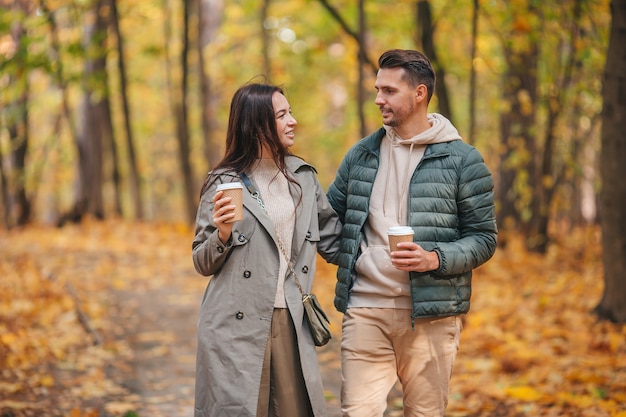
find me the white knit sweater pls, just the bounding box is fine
[251,159,295,308]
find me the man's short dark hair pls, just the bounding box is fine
[378,49,436,102]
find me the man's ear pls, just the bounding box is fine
[415,84,428,103]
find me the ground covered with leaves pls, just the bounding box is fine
[0,220,624,417]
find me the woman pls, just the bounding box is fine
[192,83,341,417]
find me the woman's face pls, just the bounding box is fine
[272,92,297,149]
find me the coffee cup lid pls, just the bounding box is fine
[216,182,243,191]
[387,226,414,235]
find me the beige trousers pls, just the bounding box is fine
[341,308,462,417]
[257,308,314,417]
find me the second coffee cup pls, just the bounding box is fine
[387,226,414,252]
[216,182,244,223]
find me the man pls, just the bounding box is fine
[327,49,497,417]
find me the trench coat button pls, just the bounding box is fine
[306,231,312,239]
[243,270,251,278]
[301,266,309,274]
[235,311,244,320]
[217,246,224,253]
[238,234,246,242]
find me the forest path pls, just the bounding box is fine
[108,283,346,417]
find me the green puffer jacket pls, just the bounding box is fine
[327,127,497,319]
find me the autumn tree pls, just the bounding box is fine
[490,1,605,253]
[164,0,196,224]
[317,0,377,139]
[595,0,626,323]
[61,0,115,224]
[415,0,452,121]
[1,1,33,228]
[109,0,144,219]
[197,0,223,171]
[468,0,479,145]
[527,1,587,253]
[260,0,272,80]
[356,0,367,138]
[494,0,540,246]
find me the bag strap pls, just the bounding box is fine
[239,173,308,298]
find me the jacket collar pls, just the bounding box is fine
[358,127,386,157]
[358,127,454,161]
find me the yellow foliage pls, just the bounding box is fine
[505,386,544,402]
[1,222,625,416]
[38,374,55,388]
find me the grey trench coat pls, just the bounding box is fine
[192,156,342,417]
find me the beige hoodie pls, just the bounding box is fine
[349,113,462,309]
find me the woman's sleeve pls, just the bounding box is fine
[315,174,343,265]
[191,178,234,276]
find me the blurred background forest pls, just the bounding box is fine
[2,0,626,415]
[3,0,624,317]
[0,0,612,235]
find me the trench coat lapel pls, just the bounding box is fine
[240,181,279,246]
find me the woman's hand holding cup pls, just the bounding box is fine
[213,182,243,244]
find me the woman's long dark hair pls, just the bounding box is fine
[200,83,300,196]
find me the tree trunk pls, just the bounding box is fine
[64,0,111,224]
[260,0,271,80]
[595,0,626,323]
[416,0,453,121]
[39,0,78,144]
[468,0,478,145]
[527,0,583,253]
[101,80,120,216]
[39,1,83,225]
[5,9,31,226]
[497,2,539,243]
[198,0,223,171]
[175,0,197,224]
[357,0,367,138]
[8,92,32,227]
[0,144,9,229]
[110,0,144,219]
[569,113,601,226]
[317,0,374,139]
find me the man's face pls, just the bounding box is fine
[374,67,418,129]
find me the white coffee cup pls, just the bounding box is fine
[216,182,244,223]
[387,226,414,252]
